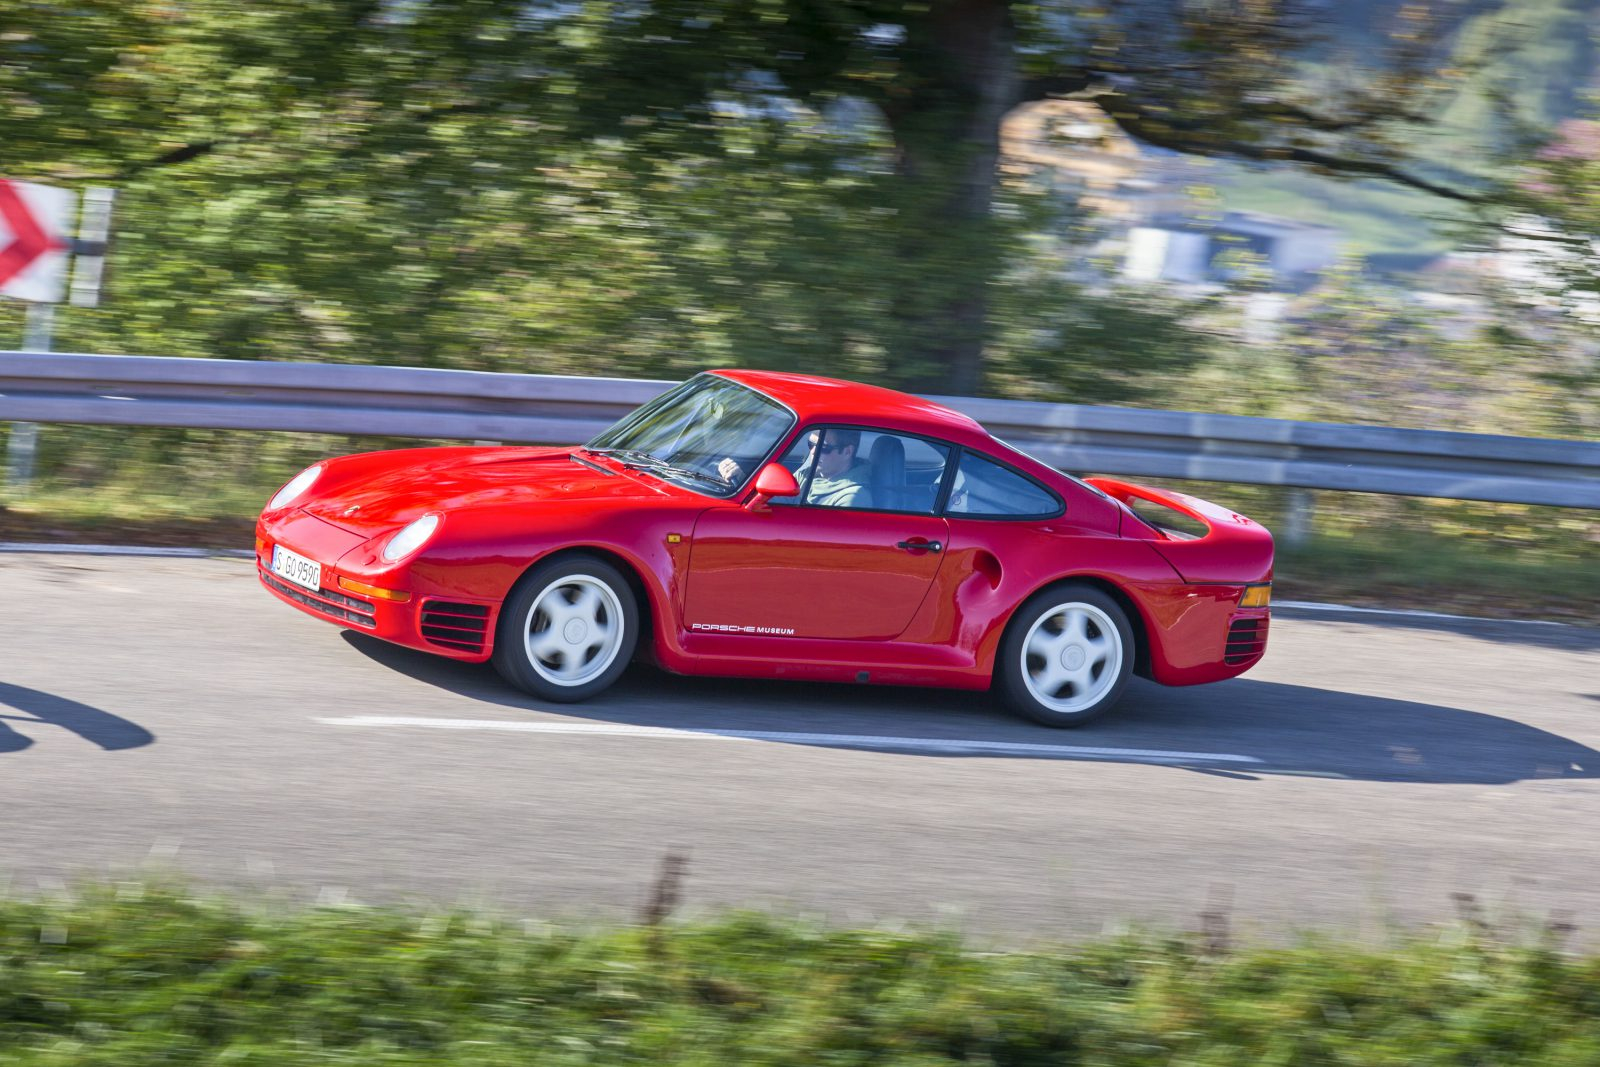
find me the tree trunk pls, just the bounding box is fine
[882,0,1018,396]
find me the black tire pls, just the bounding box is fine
[492,555,640,702]
[996,582,1136,727]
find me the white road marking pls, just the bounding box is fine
[1275,600,1567,626]
[315,716,1262,763]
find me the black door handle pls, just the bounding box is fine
[896,539,942,552]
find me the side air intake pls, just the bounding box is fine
[420,600,491,653]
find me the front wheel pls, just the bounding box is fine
[493,556,639,702]
[996,583,1135,727]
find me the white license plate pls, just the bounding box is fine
[271,545,323,592]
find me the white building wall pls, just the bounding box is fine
[1124,227,1211,282]
[1123,227,1171,281]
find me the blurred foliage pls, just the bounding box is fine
[4,885,1600,1065]
[1119,254,1600,442]
[1307,0,1600,181]
[0,0,1488,394]
[1215,0,1599,246]
[1509,101,1600,343]
[1437,0,1599,164]
[0,0,1593,588]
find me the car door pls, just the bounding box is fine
[683,428,953,641]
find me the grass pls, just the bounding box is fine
[1145,481,1599,623]
[3,883,1600,1065]
[0,487,258,548]
[2,425,1594,622]
[0,425,451,548]
[1275,533,1600,623]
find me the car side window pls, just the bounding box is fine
[772,427,950,514]
[946,451,1062,519]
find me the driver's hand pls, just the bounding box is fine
[717,457,744,483]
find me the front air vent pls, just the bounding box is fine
[421,600,491,652]
[261,570,377,628]
[1224,617,1268,664]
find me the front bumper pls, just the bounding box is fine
[256,517,497,663]
[260,567,382,630]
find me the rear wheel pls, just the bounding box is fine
[997,583,1134,727]
[493,556,638,702]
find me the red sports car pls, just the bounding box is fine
[256,370,1273,726]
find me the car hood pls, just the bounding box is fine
[301,447,672,536]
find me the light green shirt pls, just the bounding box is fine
[804,461,872,508]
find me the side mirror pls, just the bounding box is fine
[744,462,799,512]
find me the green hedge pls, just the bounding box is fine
[3,887,1599,1065]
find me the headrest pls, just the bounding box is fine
[867,436,906,508]
[868,435,905,475]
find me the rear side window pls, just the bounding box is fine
[947,451,1062,519]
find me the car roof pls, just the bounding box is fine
[710,369,990,444]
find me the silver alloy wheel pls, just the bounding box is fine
[522,574,626,688]
[1020,601,1124,714]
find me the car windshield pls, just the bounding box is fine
[586,374,794,497]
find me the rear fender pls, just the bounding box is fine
[1086,477,1274,585]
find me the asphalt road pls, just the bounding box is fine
[4,550,1598,942]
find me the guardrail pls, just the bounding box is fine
[3,351,1598,509]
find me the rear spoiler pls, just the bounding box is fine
[1085,477,1274,585]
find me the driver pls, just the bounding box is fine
[794,429,871,508]
[717,429,872,507]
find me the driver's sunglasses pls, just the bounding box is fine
[809,440,846,454]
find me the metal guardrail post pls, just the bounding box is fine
[3,304,52,490]
[1282,488,1316,548]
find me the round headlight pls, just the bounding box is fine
[383,513,440,562]
[269,465,323,510]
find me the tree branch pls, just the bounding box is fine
[1246,98,1437,133]
[1095,94,1485,204]
[148,141,217,168]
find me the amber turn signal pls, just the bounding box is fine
[1239,583,1271,608]
[337,576,411,602]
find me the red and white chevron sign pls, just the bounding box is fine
[0,179,73,303]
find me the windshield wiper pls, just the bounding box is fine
[585,447,659,466]
[587,448,731,491]
[651,464,732,490]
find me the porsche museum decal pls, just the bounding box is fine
[691,622,797,636]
